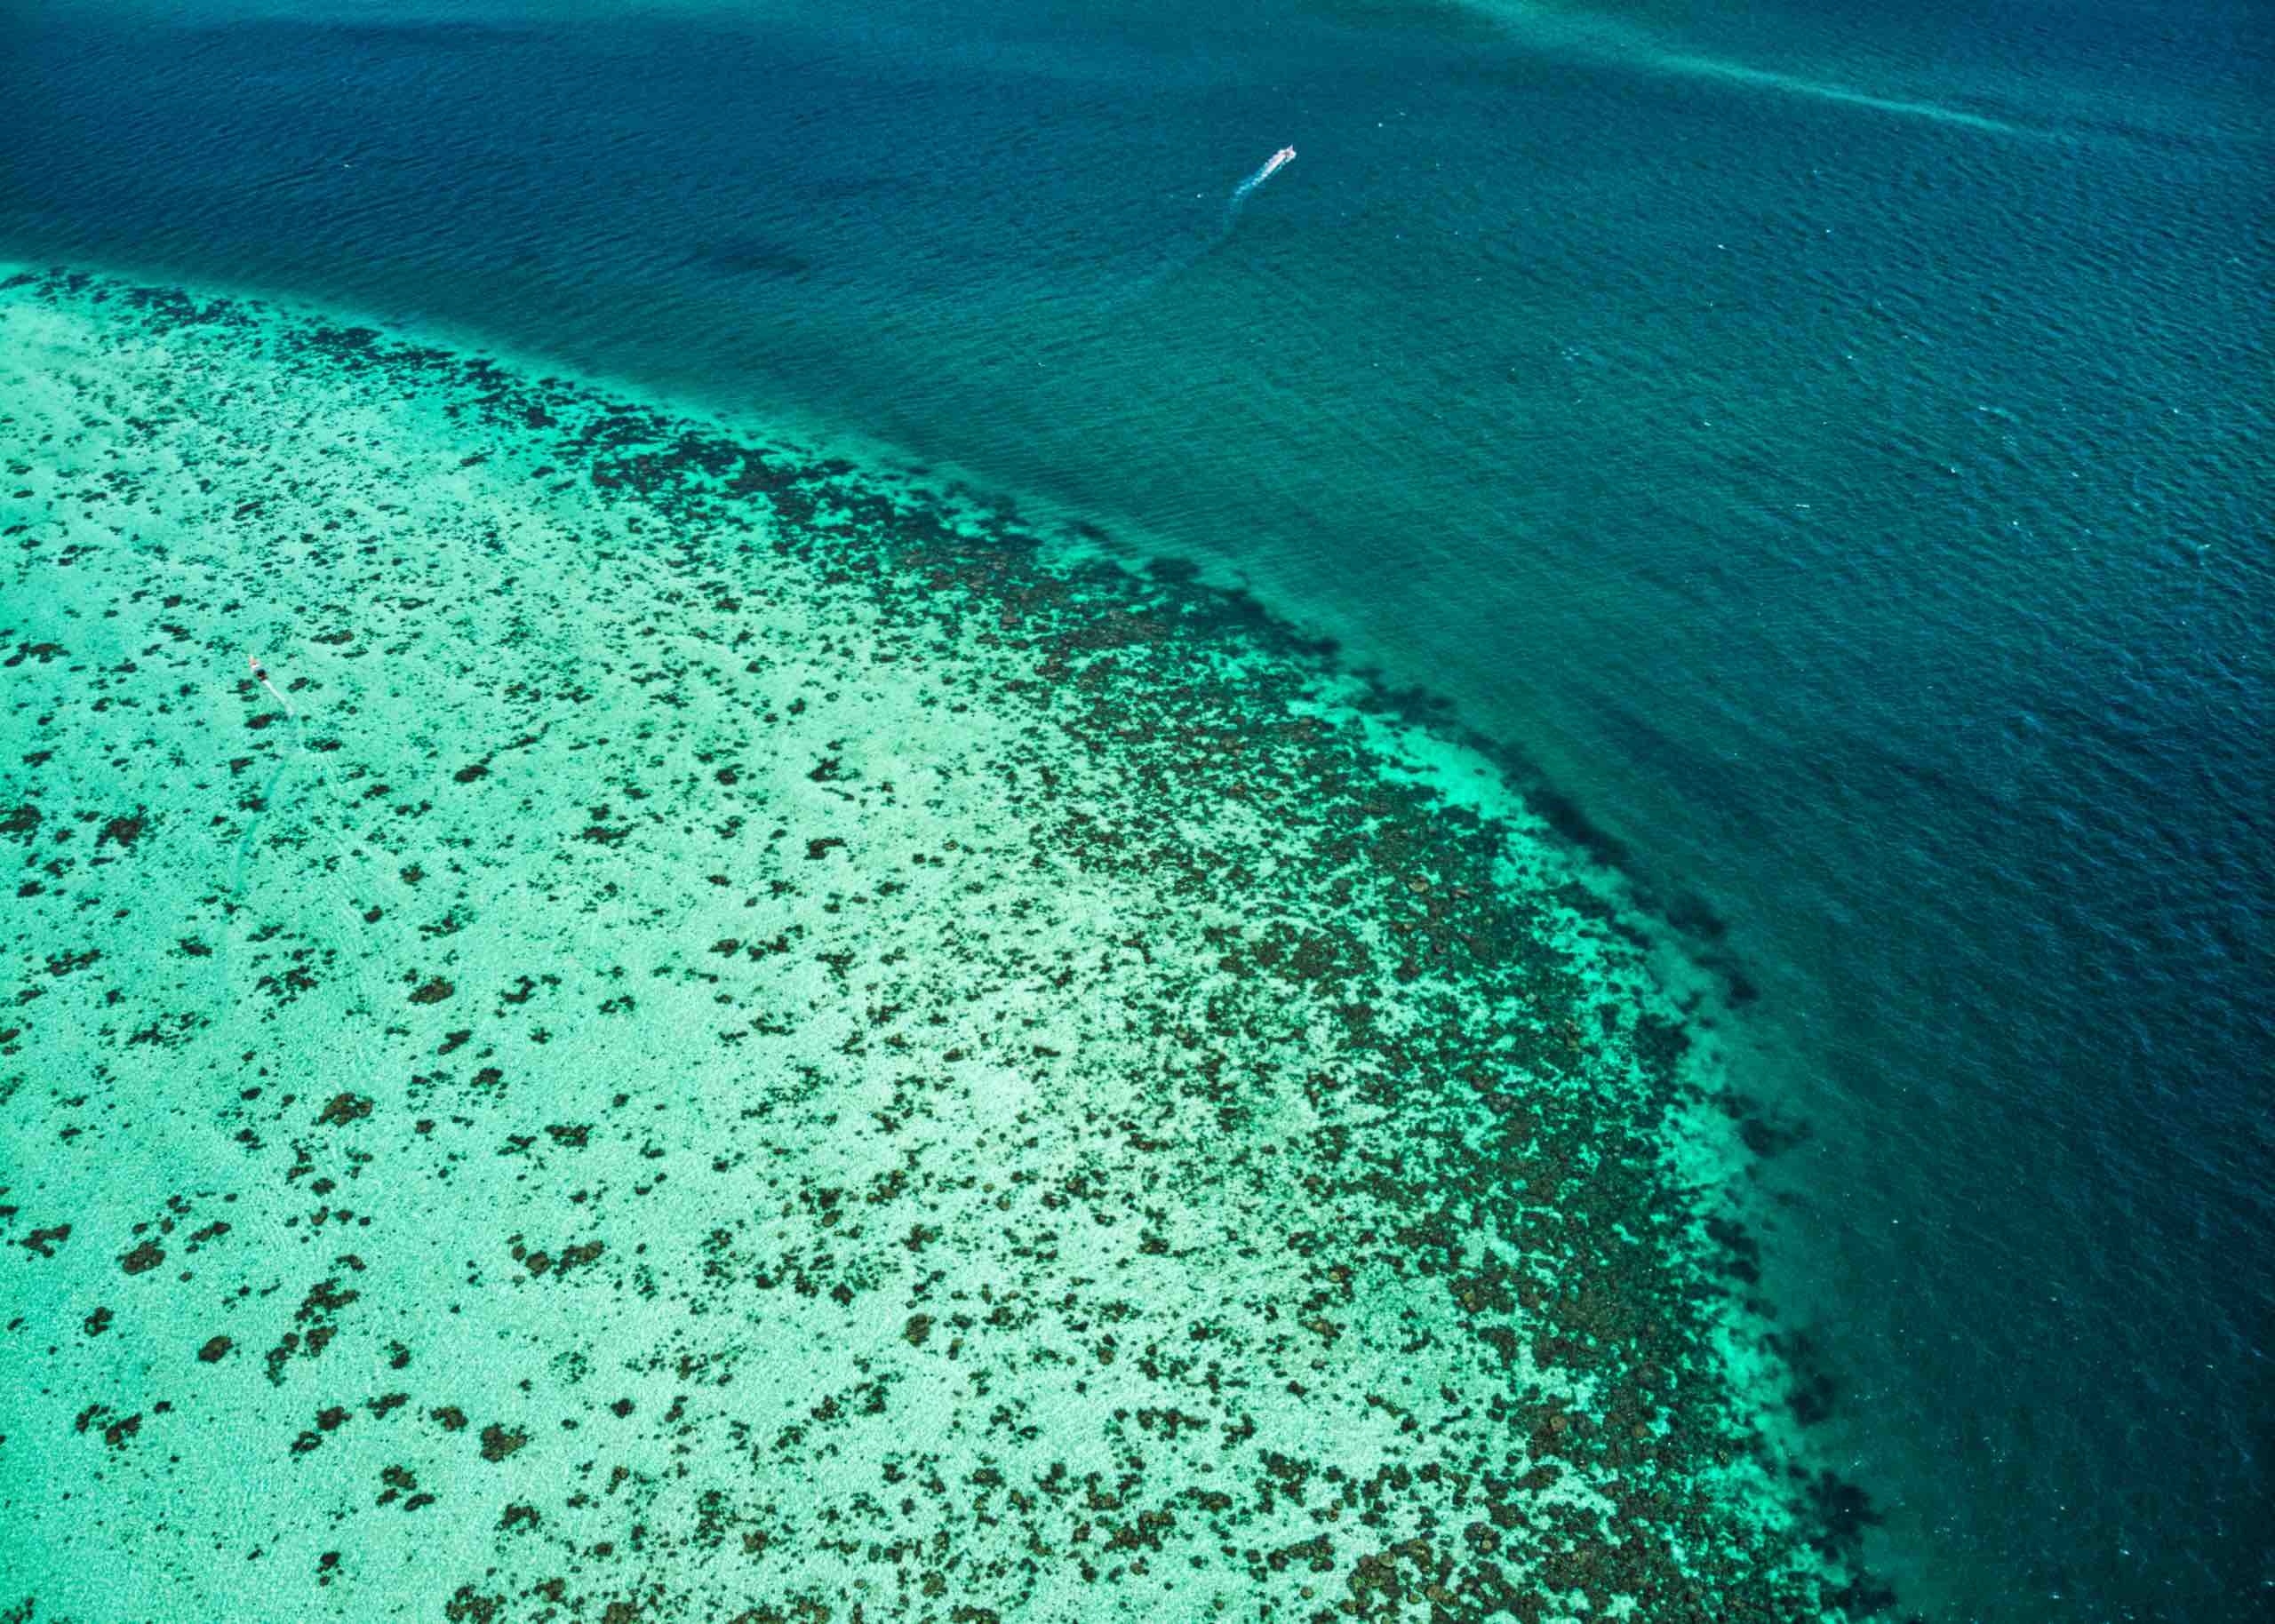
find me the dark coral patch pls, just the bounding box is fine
[477,1423,529,1462]
[315,1092,373,1126]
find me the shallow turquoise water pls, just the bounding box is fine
[2,1,2270,1617]
[2,267,1880,1620]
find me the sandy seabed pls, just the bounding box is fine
[0,268,1888,1623]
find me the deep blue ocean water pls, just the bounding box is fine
[3,1,2268,1616]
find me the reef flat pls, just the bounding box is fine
[0,268,1885,1622]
